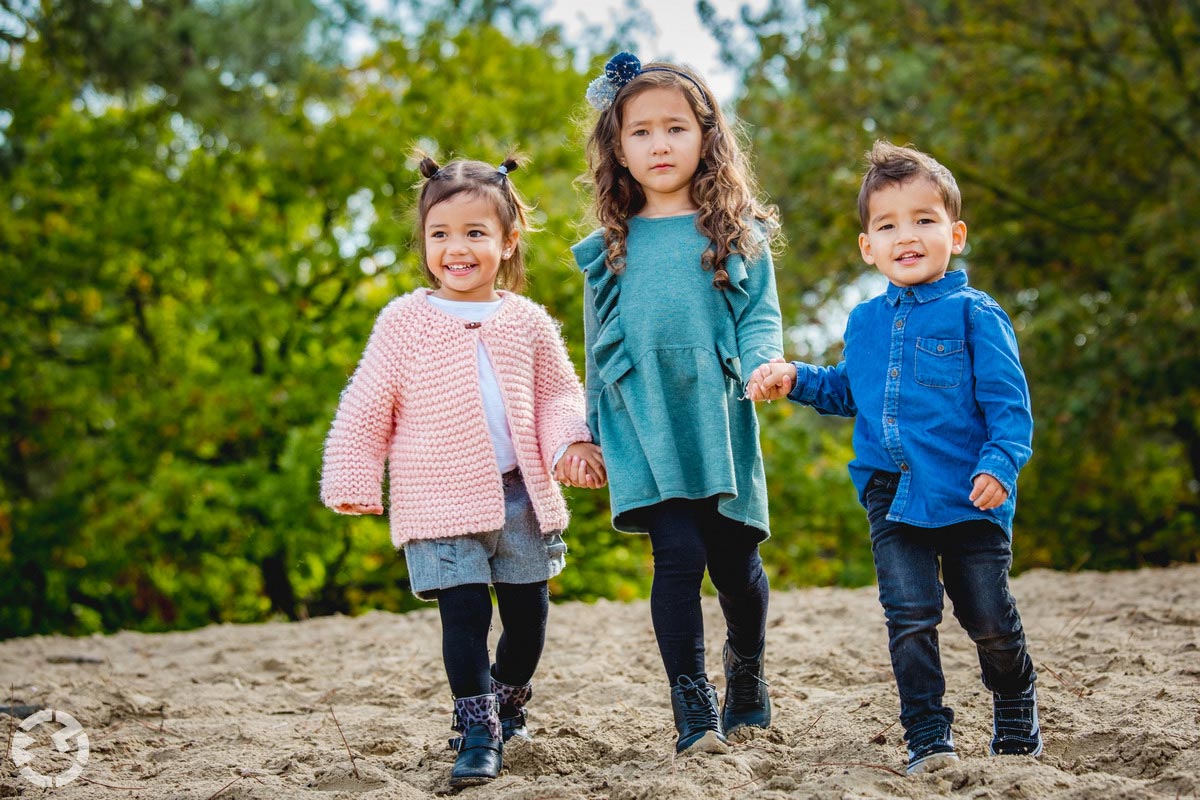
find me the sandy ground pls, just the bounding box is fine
[2,564,1199,799]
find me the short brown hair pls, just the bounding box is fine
[416,155,533,293]
[857,140,961,232]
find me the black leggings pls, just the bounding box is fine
[437,581,549,698]
[644,497,770,682]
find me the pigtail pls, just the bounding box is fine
[418,156,442,180]
[497,154,521,177]
[412,151,536,295]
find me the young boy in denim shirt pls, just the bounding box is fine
[747,140,1042,774]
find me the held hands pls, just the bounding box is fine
[744,358,796,402]
[970,474,1009,511]
[555,442,608,489]
[334,503,383,515]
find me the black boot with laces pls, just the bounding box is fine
[670,674,728,754]
[721,640,771,738]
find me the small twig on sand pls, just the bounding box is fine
[45,654,105,665]
[5,684,16,769]
[867,719,898,744]
[205,775,246,800]
[814,760,906,777]
[329,706,361,779]
[1040,661,1087,699]
[134,718,186,738]
[1052,600,1094,644]
[798,710,825,739]
[77,776,146,790]
[730,775,762,790]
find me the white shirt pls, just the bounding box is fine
[427,295,518,472]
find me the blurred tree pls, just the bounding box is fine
[6,0,1195,638]
[0,0,660,637]
[720,0,1200,572]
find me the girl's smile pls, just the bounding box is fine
[424,193,518,302]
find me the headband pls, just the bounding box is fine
[585,52,709,112]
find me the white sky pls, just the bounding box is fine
[354,0,765,104]
[540,0,766,102]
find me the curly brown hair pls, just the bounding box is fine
[583,63,780,288]
[415,154,533,293]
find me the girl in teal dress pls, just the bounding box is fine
[574,52,784,754]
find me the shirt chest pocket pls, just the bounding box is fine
[914,337,964,388]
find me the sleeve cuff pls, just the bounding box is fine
[973,454,1017,494]
[552,443,570,469]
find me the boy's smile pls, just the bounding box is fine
[858,178,967,287]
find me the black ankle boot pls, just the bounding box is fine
[670,674,728,754]
[448,693,502,787]
[490,667,533,742]
[721,640,771,737]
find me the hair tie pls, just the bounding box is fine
[497,164,508,177]
[585,51,709,112]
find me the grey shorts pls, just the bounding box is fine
[403,470,567,600]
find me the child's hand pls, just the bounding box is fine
[556,442,607,489]
[745,358,796,402]
[970,474,1009,510]
[334,503,383,515]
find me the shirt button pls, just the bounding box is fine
[895,320,904,328]
[887,417,895,425]
[906,290,914,296]
[900,463,909,472]
[937,344,945,352]
[890,368,899,378]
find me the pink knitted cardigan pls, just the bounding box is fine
[320,289,592,547]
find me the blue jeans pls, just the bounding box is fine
[865,471,1035,736]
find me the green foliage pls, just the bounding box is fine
[0,0,662,637]
[727,0,1200,575]
[3,0,1197,638]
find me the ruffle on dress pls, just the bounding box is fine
[574,231,635,386]
[719,235,763,323]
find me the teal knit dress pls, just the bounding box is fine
[572,214,783,537]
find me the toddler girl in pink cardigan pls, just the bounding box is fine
[320,156,605,789]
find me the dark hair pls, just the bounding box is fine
[858,140,961,232]
[583,63,779,289]
[415,155,532,293]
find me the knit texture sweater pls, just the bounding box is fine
[320,289,592,547]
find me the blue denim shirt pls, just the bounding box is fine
[787,270,1032,537]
